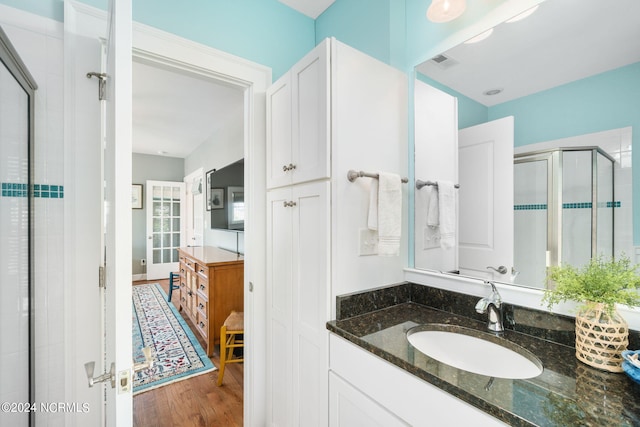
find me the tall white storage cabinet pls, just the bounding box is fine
[266,37,408,426]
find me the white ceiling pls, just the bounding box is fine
[278,0,335,19]
[416,0,640,106]
[132,61,244,158]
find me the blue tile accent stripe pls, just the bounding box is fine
[514,204,548,210]
[1,182,64,198]
[514,201,621,210]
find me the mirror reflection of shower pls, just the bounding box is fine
[514,147,615,288]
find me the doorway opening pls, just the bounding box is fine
[130,54,247,424]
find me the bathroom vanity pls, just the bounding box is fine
[327,283,640,426]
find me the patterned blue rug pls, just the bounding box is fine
[132,283,216,394]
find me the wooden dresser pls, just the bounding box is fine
[177,246,244,357]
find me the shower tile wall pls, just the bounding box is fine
[1,7,65,426]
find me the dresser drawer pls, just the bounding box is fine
[197,293,208,319]
[196,311,208,338]
[197,277,209,295]
[183,256,196,271]
[195,263,209,279]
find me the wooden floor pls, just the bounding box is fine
[132,279,243,427]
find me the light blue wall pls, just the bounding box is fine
[0,0,315,80]
[315,0,406,70]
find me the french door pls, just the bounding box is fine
[145,180,185,280]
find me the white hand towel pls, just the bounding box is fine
[437,181,456,249]
[367,178,378,231]
[377,172,402,256]
[426,186,439,228]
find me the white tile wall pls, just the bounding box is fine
[1,5,65,426]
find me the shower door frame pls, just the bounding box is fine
[0,25,38,426]
[515,146,615,271]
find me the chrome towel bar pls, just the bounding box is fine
[416,179,460,190]
[347,170,408,183]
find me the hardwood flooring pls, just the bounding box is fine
[132,279,243,427]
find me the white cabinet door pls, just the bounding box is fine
[290,39,330,186]
[266,187,294,426]
[266,39,330,190]
[291,181,329,427]
[267,75,292,189]
[267,181,329,426]
[329,372,409,427]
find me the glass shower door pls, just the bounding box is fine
[0,27,37,427]
[514,155,550,288]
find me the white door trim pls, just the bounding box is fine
[184,168,205,247]
[64,3,271,425]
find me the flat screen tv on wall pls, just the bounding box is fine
[208,159,244,231]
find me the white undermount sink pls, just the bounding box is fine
[406,324,543,379]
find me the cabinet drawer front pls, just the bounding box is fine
[197,278,209,295]
[184,257,196,271]
[196,263,208,279]
[197,294,208,319]
[196,312,208,338]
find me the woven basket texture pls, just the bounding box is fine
[575,303,628,373]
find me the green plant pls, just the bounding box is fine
[543,255,640,316]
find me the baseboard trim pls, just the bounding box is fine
[132,273,147,282]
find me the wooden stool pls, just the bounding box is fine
[217,311,244,386]
[167,271,180,302]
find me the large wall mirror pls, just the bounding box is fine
[413,0,640,289]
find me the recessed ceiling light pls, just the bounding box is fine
[464,28,493,44]
[483,88,503,96]
[157,150,168,155]
[505,5,539,23]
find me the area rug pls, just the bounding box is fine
[132,283,216,394]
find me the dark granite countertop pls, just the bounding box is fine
[327,283,640,427]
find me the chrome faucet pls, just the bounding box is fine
[475,281,504,333]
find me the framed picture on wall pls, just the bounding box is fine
[206,168,216,211]
[132,184,143,209]
[210,188,224,210]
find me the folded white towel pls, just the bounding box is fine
[437,181,456,249]
[426,186,439,228]
[367,178,378,231]
[377,172,402,256]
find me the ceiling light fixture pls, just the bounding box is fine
[426,0,467,23]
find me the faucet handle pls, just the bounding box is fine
[484,280,502,305]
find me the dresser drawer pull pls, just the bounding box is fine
[199,321,205,328]
[198,303,205,310]
[199,267,205,274]
[199,284,206,291]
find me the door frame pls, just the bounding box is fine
[64,2,271,425]
[184,168,204,247]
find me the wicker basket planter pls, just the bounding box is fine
[575,303,628,373]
